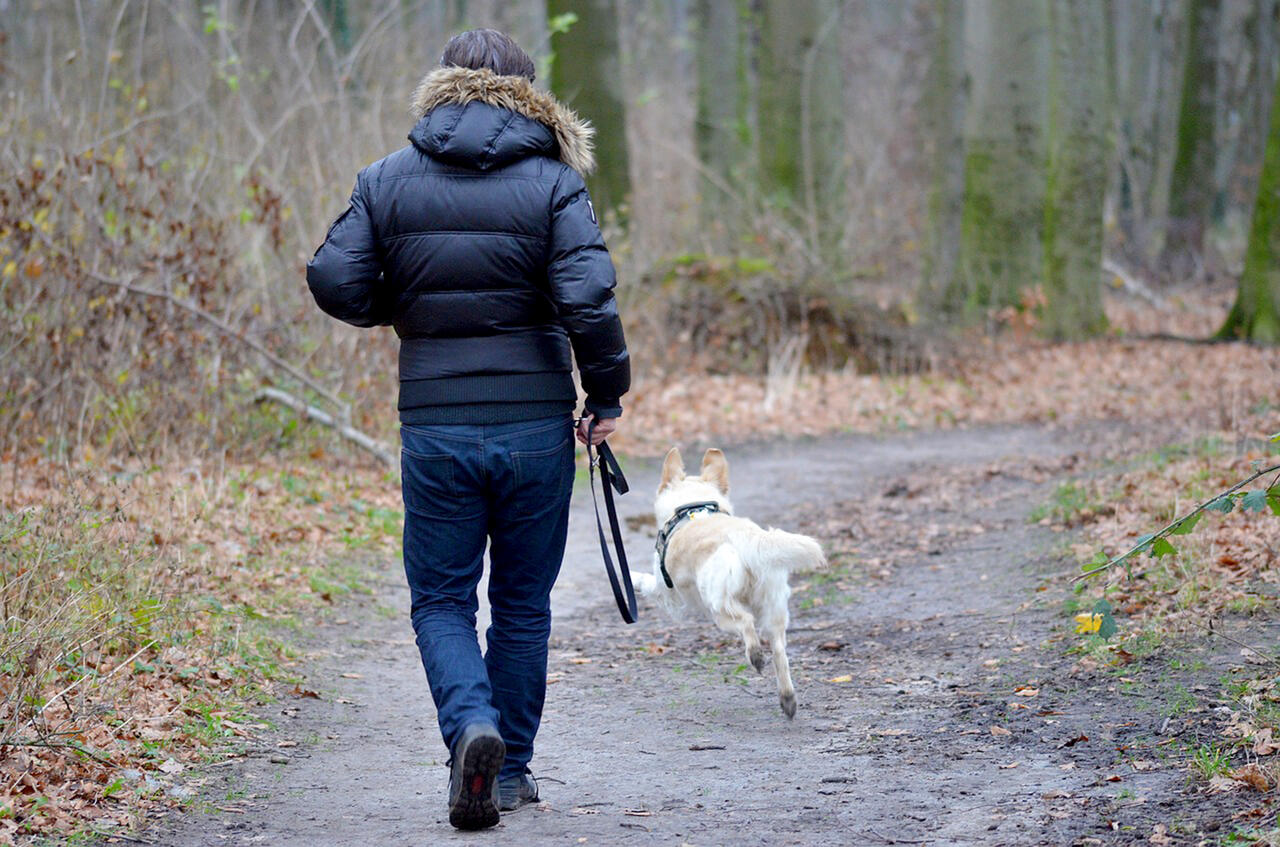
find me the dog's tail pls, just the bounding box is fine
[762,529,828,572]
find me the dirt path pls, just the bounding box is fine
[146,425,1238,846]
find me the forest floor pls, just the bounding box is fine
[11,292,1280,845]
[132,421,1280,847]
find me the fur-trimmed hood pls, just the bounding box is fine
[409,66,595,176]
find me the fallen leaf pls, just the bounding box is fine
[1013,686,1039,697]
[1208,774,1242,793]
[1057,734,1088,748]
[818,641,845,651]
[623,809,652,817]
[340,672,363,679]
[1231,764,1271,792]
[290,685,320,699]
[999,762,1019,769]
[827,674,853,683]
[990,726,1011,737]
[569,657,592,665]
[1253,727,1279,756]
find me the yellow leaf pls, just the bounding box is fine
[1074,613,1102,634]
[827,674,853,683]
[2,261,15,279]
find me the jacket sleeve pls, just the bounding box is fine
[547,168,631,418]
[306,171,390,328]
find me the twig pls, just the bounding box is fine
[79,267,350,418]
[87,830,153,846]
[254,387,394,469]
[1101,256,1163,307]
[34,231,353,420]
[1075,464,1280,582]
[867,828,930,845]
[1184,618,1280,671]
[0,736,113,765]
[19,639,156,731]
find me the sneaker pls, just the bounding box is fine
[497,771,539,811]
[447,724,505,830]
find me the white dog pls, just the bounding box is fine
[634,447,827,718]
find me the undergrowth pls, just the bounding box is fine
[0,459,400,843]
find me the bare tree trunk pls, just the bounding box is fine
[1042,0,1109,339]
[1220,0,1280,266]
[548,0,631,215]
[756,0,844,258]
[920,0,966,308]
[1109,0,1187,268]
[1218,60,1280,341]
[694,0,752,236]
[948,0,1049,316]
[1163,0,1223,279]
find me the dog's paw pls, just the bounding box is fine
[749,646,765,674]
[779,692,797,719]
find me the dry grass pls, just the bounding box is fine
[0,455,400,843]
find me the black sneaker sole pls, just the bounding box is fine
[449,729,505,830]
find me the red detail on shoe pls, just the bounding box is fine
[470,774,486,795]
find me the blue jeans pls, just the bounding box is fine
[400,415,574,780]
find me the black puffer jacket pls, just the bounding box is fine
[307,67,630,424]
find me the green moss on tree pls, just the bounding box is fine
[548,0,630,214]
[1218,66,1280,343]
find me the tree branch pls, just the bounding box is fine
[1075,463,1280,582]
[254,387,394,469]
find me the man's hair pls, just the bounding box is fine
[440,29,536,81]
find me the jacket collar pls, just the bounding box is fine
[409,66,595,177]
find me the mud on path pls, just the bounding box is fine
[145,425,1256,846]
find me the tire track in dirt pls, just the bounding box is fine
[146,425,1215,846]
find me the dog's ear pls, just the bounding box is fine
[700,448,729,495]
[660,447,686,490]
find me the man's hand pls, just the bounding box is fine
[576,414,618,446]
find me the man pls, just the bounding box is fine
[306,29,629,830]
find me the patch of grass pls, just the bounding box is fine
[1225,594,1269,616]
[1168,656,1207,672]
[1029,482,1110,526]
[1189,742,1233,781]
[1164,684,1198,717]
[1,457,400,839]
[1222,825,1280,846]
[1138,436,1229,471]
[795,554,858,610]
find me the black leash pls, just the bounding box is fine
[584,417,638,624]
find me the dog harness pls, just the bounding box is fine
[654,501,723,588]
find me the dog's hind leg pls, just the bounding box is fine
[697,548,765,672]
[717,601,764,673]
[764,610,797,719]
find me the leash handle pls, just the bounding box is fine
[585,417,637,624]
